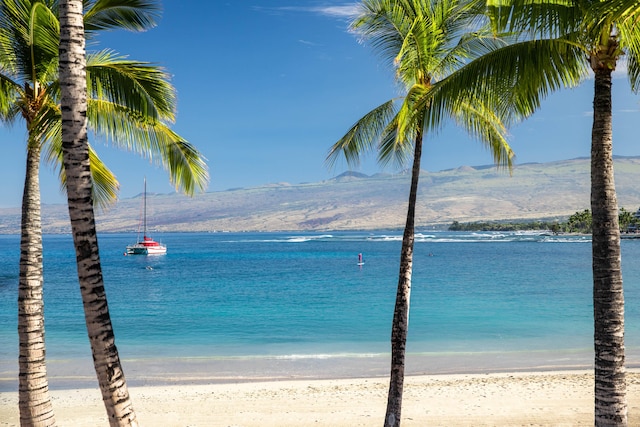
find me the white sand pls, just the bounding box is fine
[2,370,640,426]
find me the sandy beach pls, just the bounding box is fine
[2,369,640,426]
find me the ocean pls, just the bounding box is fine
[1,230,640,390]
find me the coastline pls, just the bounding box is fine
[2,346,614,391]
[2,369,640,426]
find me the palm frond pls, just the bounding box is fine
[152,127,209,195]
[424,37,588,128]
[34,103,62,159]
[1,0,58,82]
[351,0,410,71]
[33,102,119,209]
[37,59,60,95]
[86,50,176,121]
[85,148,120,209]
[394,83,427,146]
[377,113,413,168]
[0,0,31,47]
[84,0,161,33]
[626,51,640,93]
[0,15,19,73]
[486,0,583,39]
[452,98,514,171]
[42,108,206,205]
[617,16,640,92]
[589,0,640,25]
[394,3,442,85]
[0,74,22,119]
[326,98,399,169]
[86,99,208,194]
[439,25,511,76]
[393,78,514,173]
[29,1,60,60]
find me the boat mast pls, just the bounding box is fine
[143,177,147,237]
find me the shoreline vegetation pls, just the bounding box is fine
[449,207,640,234]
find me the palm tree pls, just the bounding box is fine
[327,1,523,425]
[17,136,54,427]
[59,2,140,424]
[483,1,640,423]
[1,0,208,424]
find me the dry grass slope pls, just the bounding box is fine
[1,157,639,233]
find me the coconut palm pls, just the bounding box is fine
[1,0,208,424]
[483,1,640,423]
[59,2,140,424]
[327,1,529,425]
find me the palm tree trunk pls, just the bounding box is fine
[18,145,56,427]
[591,68,627,426]
[384,130,423,427]
[59,1,138,426]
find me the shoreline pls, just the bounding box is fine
[2,347,615,391]
[2,369,640,426]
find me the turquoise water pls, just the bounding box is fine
[1,230,640,389]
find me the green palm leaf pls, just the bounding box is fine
[87,50,176,121]
[452,98,514,170]
[33,102,119,208]
[326,99,399,168]
[84,0,160,33]
[617,17,640,92]
[85,99,207,194]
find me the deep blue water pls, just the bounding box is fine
[1,230,640,388]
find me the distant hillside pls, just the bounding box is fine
[2,156,640,234]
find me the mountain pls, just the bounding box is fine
[2,156,640,234]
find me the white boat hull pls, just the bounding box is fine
[126,238,166,255]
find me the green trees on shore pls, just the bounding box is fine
[449,207,640,234]
[565,209,593,233]
[449,219,562,232]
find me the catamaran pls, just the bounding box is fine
[125,179,167,255]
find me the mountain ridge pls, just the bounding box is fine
[1,156,640,234]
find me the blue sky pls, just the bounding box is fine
[1,1,639,208]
